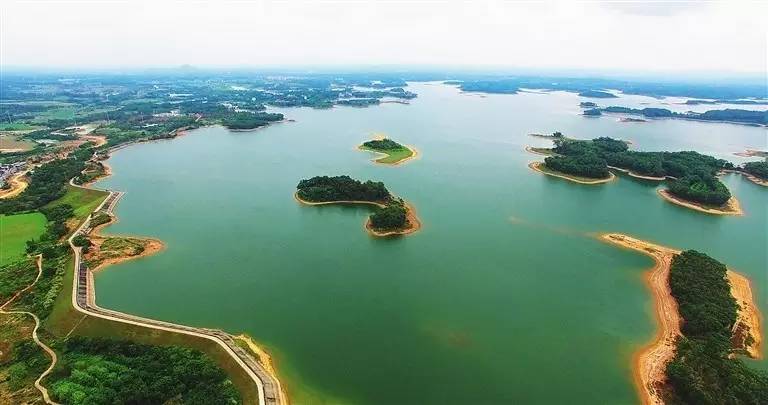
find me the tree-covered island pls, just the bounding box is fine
[358,137,416,165]
[530,137,742,214]
[663,251,768,404]
[295,175,421,236]
[740,161,768,186]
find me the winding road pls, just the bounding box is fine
[67,183,286,404]
[0,255,60,405]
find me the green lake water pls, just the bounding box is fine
[94,83,767,405]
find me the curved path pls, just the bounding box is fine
[0,255,60,405]
[67,183,286,404]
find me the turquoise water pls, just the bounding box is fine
[94,83,766,404]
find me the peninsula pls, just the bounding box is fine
[295,175,421,236]
[600,234,764,405]
[358,137,417,165]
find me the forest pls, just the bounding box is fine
[48,337,241,405]
[221,111,284,130]
[742,161,768,180]
[362,138,406,151]
[602,106,766,125]
[369,200,408,230]
[296,175,392,203]
[664,250,768,404]
[545,137,733,206]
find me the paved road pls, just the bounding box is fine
[68,188,286,405]
[0,255,60,405]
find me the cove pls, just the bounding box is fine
[94,83,766,404]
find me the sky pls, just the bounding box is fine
[1,0,766,75]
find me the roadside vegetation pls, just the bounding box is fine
[664,250,768,404]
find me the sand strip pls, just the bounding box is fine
[657,189,743,216]
[528,161,616,185]
[600,233,680,405]
[728,271,763,359]
[358,144,420,166]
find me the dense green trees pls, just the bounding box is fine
[362,138,405,151]
[220,112,283,130]
[664,251,768,404]
[602,107,766,125]
[545,137,733,205]
[582,109,602,116]
[297,175,391,203]
[49,337,241,405]
[742,161,768,180]
[369,201,407,230]
[578,90,617,98]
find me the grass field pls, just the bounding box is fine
[44,185,108,224]
[0,213,47,266]
[0,122,41,131]
[360,145,414,164]
[0,134,36,151]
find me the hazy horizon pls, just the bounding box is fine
[2,1,766,76]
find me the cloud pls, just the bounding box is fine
[602,1,705,17]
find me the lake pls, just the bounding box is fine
[94,83,766,404]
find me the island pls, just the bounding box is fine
[739,160,768,186]
[221,111,284,130]
[358,137,417,165]
[529,137,742,214]
[579,101,597,108]
[600,234,764,405]
[294,175,421,236]
[582,108,602,116]
[578,90,617,98]
[602,106,767,126]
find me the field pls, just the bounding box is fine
[360,145,414,164]
[0,122,42,131]
[0,134,36,152]
[43,185,108,224]
[0,213,47,266]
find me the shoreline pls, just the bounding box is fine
[727,271,763,359]
[81,125,290,404]
[294,192,422,237]
[657,189,743,216]
[720,169,768,187]
[524,145,556,157]
[358,144,419,165]
[608,166,673,181]
[600,233,680,405]
[599,233,763,405]
[528,161,616,185]
[234,334,289,404]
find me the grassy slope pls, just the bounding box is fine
[0,213,47,266]
[44,185,107,224]
[361,145,413,164]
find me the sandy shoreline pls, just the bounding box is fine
[600,233,680,405]
[608,166,672,181]
[233,334,289,405]
[599,233,763,405]
[524,145,556,157]
[657,189,743,216]
[728,271,763,359]
[528,161,616,185]
[294,192,422,237]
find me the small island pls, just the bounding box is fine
[295,175,421,236]
[579,101,597,108]
[582,108,602,116]
[358,137,417,165]
[526,136,743,214]
[578,90,617,98]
